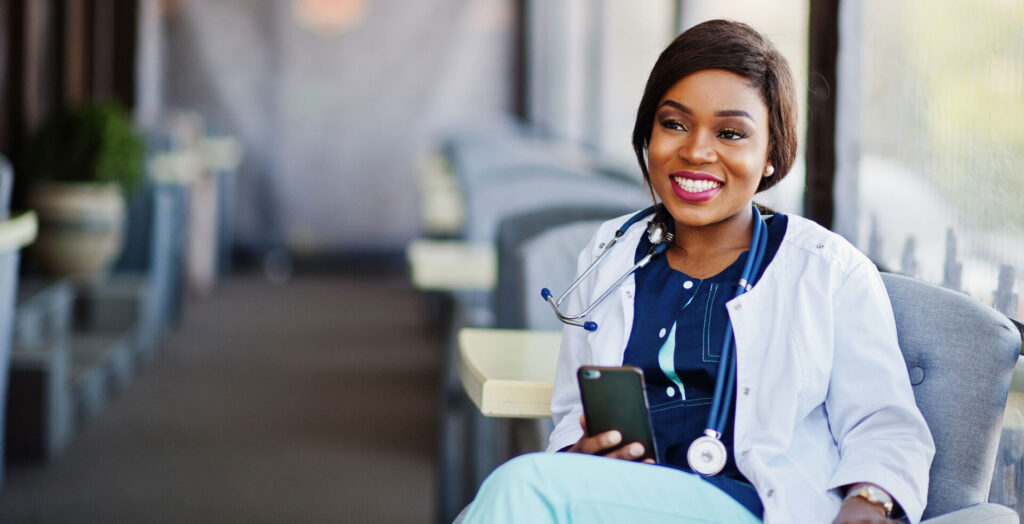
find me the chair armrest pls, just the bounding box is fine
[922,503,1019,524]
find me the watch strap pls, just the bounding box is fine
[843,484,894,517]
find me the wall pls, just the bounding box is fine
[158,0,516,253]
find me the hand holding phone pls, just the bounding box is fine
[571,365,659,463]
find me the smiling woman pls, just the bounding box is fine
[461,20,934,524]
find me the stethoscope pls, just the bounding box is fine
[542,204,768,476]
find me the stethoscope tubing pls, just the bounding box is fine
[541,205,661,331]
[709,206,768,436]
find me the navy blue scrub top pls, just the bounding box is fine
[622,212,788,518]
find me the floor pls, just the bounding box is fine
[0,273,440,523]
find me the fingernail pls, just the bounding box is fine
[605,432,622,445]
[629,443,643,457]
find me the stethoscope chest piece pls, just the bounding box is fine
[687,431,728,476]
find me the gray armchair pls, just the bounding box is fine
[883,273,1021,523]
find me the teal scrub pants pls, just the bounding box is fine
[463,452,763,524]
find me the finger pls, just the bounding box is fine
[574,431,622,454]
[587,431,622,453]
[604,441,646,461]
[642,458,655,464]
[578,414,588,437]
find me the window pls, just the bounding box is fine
[850,0,1023,317]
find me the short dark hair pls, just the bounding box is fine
[632,19,798,193]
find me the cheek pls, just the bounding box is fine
[726,144,770,181]
[646,135,674,172]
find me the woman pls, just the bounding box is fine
[463,20,934,524]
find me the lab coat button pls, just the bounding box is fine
[743,387,750,396]
[816,243,825,249]
[767,489,775,498]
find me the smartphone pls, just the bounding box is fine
[577,365,659,462]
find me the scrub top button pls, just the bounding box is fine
[683,280,694,290]
[666,386,675,397]
[659,328,666,338]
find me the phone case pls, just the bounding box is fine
[577,365,659,462]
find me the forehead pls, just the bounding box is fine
[659,69,767,120]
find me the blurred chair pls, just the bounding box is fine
[0,155,39,488]
[460,164,646,244]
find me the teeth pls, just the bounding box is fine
[673,176,722,193]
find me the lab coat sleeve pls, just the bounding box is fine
[824,260,935,523]
[545,232,601,453]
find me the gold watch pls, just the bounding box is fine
[843,484,894,517]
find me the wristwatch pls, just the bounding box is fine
[844,484,894,517]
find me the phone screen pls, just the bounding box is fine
[577,365,659,462]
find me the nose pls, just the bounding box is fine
[677,129,716,165]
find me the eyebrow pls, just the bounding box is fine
[658,100,757,122]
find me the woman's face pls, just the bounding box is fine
[647,69,771,231]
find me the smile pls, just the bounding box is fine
[672,176,722,193]
[670,174,723,202]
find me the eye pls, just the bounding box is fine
[659,118,687,132]
[718,128,749,140]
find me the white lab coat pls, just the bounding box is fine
[547,212,935,524]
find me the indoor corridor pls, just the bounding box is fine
[0,272,439,523]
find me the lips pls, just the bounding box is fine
[670,171,723,202]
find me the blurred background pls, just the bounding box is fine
[0,0,1019,523]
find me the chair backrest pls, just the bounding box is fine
[494,206,636,329]
[518,219,610,331]
[882,272,1022,519]
[460,164,647,243]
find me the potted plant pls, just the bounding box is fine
[23,101,144,280]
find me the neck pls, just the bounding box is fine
[670,205,755,259]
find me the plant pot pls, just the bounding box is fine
[28,183,126,281]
